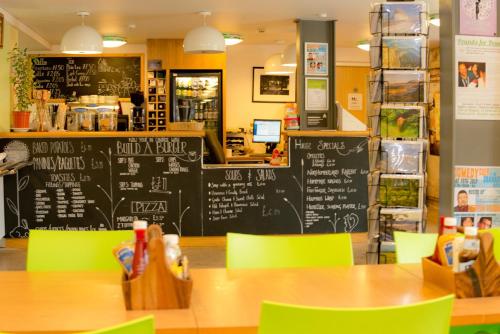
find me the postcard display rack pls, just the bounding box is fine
[147,70,168,131]
[367,1,430,264]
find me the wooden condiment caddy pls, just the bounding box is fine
[122,225,193,310]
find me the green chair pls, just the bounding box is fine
[85,315,154,334]
[394,231,438,264]
[27,230,134,272]
[451,323,500,334]
[226,233,353,269]
[259,295,454,334]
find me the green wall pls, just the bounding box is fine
[0,21,19,132]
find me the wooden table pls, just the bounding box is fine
[0,265,499,333]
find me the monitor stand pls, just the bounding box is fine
[265,143,277,154]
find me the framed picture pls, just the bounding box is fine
[0,13,3,49]
[252,67,295,103]
[305,77,328,110]
[305,42,328,76]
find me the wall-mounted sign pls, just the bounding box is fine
[348,93,363,111]
[455,35,500,120]
[306,112,328,128]
[454,166,500,229]
[305,77,328,111]
[460,0,497,37]
[304,42,328,76]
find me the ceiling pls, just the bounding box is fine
[1,0,439,50]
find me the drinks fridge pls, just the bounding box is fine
[170,70,223,143]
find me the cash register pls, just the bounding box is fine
[226,119,281,164]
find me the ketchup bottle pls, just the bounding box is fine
[130,220,148,279]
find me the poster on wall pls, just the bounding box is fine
[305,77,328,110]
[460,0,497,37]
[454,166,500,229]
[305,42,328,76]
[455,35,500,120]
[252,67,296,103]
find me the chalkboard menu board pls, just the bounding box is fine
[1,135,368,237]
[202,136,369,235]
[1,136,202,237]
[32,56,142,99]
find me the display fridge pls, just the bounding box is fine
[170,70,223,143]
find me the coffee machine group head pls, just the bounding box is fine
[130,91,146,131]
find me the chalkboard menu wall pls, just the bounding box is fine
[1,136,202,237]
[32,56,143,99]
[1,135,369,237]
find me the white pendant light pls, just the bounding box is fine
[61,12,103,54]
[264,53,294,74]
[223,33,243,46]
[103,36,127,48]
[184,11,225,54]
[281,44,296,67]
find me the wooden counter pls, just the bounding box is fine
[0,265,498,333]
[0,131,205,139]
[285,130,370,137]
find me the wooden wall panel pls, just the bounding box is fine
[335,66,370,124]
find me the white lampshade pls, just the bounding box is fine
[184,25,225,54]
[61,12,102,54]
[281,44,296,67]
[264,53,294,74]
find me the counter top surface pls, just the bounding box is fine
[285,130,370,137]
[0,131,206,138]
[0,265,498,333]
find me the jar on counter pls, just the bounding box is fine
[97,108,118,131]
[66,108,84,131]
[79,109,96,131]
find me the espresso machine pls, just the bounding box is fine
[130,91,146,131]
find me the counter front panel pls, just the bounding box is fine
[1,133,368,236]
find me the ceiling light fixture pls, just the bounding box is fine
[281,44,296,67]
[60,12,103,54]
[429,14,440,27]
[223,33,243,46]
[103,36,127,48]
[184,11,225,54]
[264,53,294,74]
[357,40,370,52]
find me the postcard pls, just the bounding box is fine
[380,140,424,174]
[379,174,424,208]
[370,1,428,35]
[380,105,424,138]
[371,36,427,69]
[383,70,427,103]
[379,208,424,241]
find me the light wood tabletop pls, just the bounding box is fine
[0,265,499,333]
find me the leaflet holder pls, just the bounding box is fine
[121,225,193,310]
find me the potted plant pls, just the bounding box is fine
[8,47,34,129]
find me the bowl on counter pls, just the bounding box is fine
[80,95,90,103]
[104,96,119,104]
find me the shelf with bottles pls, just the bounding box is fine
[174,77,219,100]
[147,69,168,132]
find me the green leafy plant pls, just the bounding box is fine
[8,46,34,111]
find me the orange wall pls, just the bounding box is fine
[335,66,370,124]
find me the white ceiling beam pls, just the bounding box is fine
[0,7,51,50]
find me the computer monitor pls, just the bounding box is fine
[252,119,281,143]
